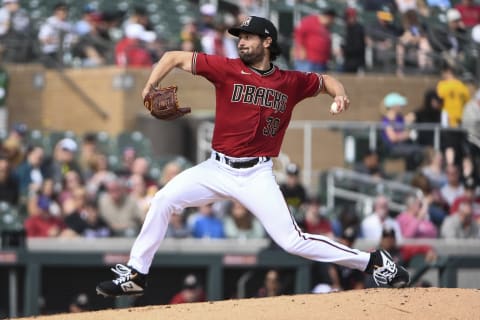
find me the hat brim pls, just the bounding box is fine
[227,27,242,37]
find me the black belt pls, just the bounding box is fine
[214,152,270,169]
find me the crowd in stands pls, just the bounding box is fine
[0,0,478,78]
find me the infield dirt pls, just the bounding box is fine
[12,287,480,320]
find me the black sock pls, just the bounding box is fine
[364,250,383,274]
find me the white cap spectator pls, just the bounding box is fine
[125,23,156,42]
[59,138,78,152]
[200,3,217,16]
[446,8,461,23]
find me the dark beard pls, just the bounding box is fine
[239,50,264,65]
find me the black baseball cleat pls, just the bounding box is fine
[372,250,410,288]
[96,264,147,297]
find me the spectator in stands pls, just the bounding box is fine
[114,146,136,178]
[436,64,470,165]
[449,177,480,220]
[63,198,111,238]
[123,5,152,31]
[158,160,183,189]
[454,0,480,28]
[461,88,480,161]
[130,157,155,188]
[198,3,217,38]
[223,200,265,239]
[0,154,18,205]
[257,269,284,297]
[77,133,98,179]
[191,203,225,239]
[298,197,333,238]
[115,23,156,68]
[361,195,403,243]
[2,133,24,168]
[73,3,96,36]
[27,177,60,214]
[58,170,84,206]
[129,174,154,220]
[0,0,32,63]
[405,89,443,147]
[201,23,238,59]
[68,293,90,313]
[293,7,336,72]
[380,92,425,171]
[72,12,115,67]
[331,207,361,240]
[279,163,307,213]
[324,227,365,291]
[353,149,385,179]
[98,177,142,237]
[396,195,438,238]
[410,172,448,228]
[180,19,202,52]
[437,63,470,129]
[341,7,366,73]
[440,163,465,207]
[441,199,479,238]
[165,212,190,238]
[85,152,115,198]
[6,123,28,152]
[41,138,82,191]
[38,2,76,68]
[428,9,468,67]
[24,192,65,237]
[16,146,44,198]
[365,8,403,70]
[169,274,206,304]
[420,148,447,189]
[395,9,433,76]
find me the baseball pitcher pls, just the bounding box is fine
[96,16,409,297]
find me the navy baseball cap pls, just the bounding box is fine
[228,16,278,43]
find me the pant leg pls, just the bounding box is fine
[233,163,370,271]
[128,160,227,274]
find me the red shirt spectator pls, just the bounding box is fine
[294,13,332,64]
[169,274,206,304]
[24,214,65,237]
[455,0,480,27]
[115,23,155,68]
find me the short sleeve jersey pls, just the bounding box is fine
[192,52,322,157]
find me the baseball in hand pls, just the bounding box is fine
[330,101,341,114]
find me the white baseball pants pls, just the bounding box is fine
[128,153,370,274]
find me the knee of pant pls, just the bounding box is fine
[275,234,302,255]
[152,189,182,212]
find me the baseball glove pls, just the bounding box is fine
[143,85,191,120]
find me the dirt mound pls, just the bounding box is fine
[15,288,480,320]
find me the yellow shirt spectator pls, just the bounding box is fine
[437,78,470,127]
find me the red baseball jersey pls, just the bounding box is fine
[192,52,323,157]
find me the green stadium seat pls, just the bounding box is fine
[25,129,47,149]
[115,130,153,158]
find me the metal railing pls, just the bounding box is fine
[325,167,423,216]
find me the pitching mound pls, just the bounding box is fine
[16,288,480,320]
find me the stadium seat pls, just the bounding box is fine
[115,130,153,158]
[25,129,47,149]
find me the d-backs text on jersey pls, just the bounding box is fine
[231,84,287,113]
